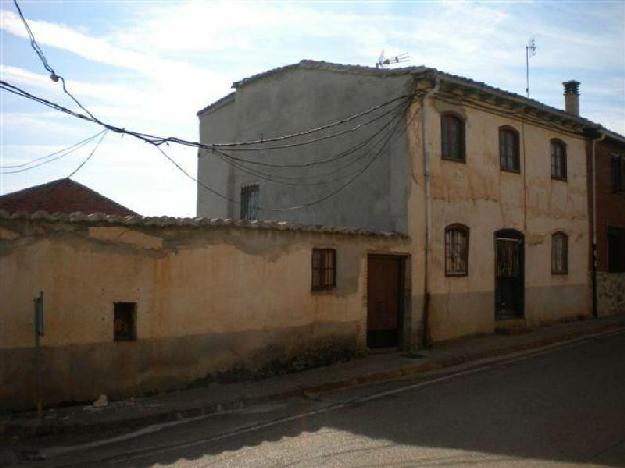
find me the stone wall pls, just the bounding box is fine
[597,272,625,316]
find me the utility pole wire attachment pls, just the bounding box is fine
[67,131,108,178]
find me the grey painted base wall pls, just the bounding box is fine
[0,321,361,411]
[597,272,625,316]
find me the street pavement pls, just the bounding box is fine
[8,329,625,467]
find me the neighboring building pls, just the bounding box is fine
[198,60,611,344]
[587,129,625,316]
[0,211,407,409]
[0,178,136,216]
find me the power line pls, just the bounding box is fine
[6,3,420,210]
[0,130,106,169]
[208,94,414,151]
[212,106,406,186]
[1,130,107,174]
[1,78,414,153]
[12,0,98,121]
[159,99,411,212]
[210,99,406,168]
[10,0,412,148]
[14,0,413,152]
[67,131,107,178]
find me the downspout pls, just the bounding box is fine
[590,130,606,318]
[420,74,440,348]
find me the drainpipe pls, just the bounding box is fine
[589,129,606,318]
[420,74,440,348]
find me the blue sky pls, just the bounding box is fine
[1,0,624,216]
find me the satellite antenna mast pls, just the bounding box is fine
[376,50,410,69]
[525,37,536,97]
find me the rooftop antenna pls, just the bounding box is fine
[525,37,536,97]
[376,50,410,69]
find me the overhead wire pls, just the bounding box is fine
[7,0,420,211]
[67,131,108,178]
[1,78,414,154]
[0,130,106,170]
[158,98,413,212]
[1,130,108,174]
[211,106,407,186]
[12,0,98,121]
[14,0,414,151]
[209,99,407,168]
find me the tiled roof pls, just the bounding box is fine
[196,59,625,141]
[0,210,407,238]
[232,60,426,89]
[0,178,137,216]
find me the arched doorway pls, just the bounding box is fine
[494,229,525,320]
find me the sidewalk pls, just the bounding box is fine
[2,314,624,437]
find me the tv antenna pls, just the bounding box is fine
[376,50,410,69]
[525,37,537,97]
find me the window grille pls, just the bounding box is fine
[445,225,469,276]
[551,232,568,274]
[312,249,336,290]
[240,184,259,221]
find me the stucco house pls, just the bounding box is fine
[2,61,623,410]
[197,60,621,345]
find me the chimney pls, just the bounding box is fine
[563,80,580,116]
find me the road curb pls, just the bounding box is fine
[3,322,624,437]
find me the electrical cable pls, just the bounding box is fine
[0,130,106,169]
[158,99,412,212]
[209,99,406,168]
[1,78,415,153]
[67,131,107,178]
[12,0,98,121]
[212,107,407,186]
[7,2,422,210]
[1,130,107,174]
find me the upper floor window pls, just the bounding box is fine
[240,184,259,221]
[441,113,465,162]
[312,248,336,290]
[608,227,625,272]
[551,140,567,181]
[611,154,625,192]
[551,232,568,274]
[499,126,520,172]
[445,224,469,276]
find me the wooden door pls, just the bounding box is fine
[367,255,402,348]
[495,231,525,320]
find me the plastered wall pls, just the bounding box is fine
[407,95,592,342]
[198,68,414,233]
[0,220,408,409]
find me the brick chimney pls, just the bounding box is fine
[563,80,580,116]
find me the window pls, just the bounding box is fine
[551,232,568,274]
[611,154,625,192]
[441,113,465,162]
[445,224,469,276]
[114,302,136,341]
[551,140,567,180]
[240,184,259,221]
[311,248,336,290]
[499,126,520,172]
[608,227,625,272]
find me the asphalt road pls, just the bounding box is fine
[14,330,625,467]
